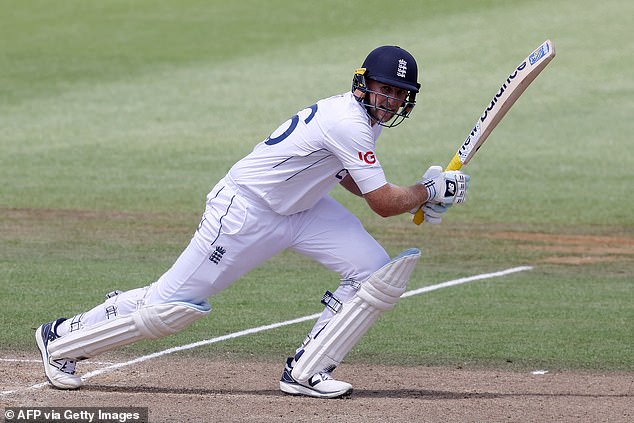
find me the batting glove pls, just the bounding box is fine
[421,202,451,225]
[420,165,470,205]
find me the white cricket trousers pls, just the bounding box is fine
[62,177,390,343]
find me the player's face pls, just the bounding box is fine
[365,79,409,124]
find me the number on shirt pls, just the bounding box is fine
[265,104,318,145]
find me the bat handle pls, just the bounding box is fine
[412,154,464,225]
[412,207,426,225]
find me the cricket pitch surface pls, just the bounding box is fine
[2,356,632,422]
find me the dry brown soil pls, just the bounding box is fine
[1,356,632,423]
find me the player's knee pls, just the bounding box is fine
[342,249,390,285]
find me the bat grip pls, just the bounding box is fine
[412,206,426,225]
[412,153,463,225]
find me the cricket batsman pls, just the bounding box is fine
[36,45,470,398]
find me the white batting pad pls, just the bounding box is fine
[292,248,420,382]
[48,301,211,360]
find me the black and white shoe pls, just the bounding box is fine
[35,318,82,389]
[279,357,352,399]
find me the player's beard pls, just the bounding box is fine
[370,97,398,123]
[369,104,396,125]
[367,93,400,125]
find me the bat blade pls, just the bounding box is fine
[413,40,556,225]
[458,39,556,166]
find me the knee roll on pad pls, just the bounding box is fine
[48,301,211,360]
[292,248,420,382]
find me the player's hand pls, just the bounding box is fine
[420,165,470,205]
[421,202,450,225]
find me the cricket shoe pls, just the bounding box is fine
[279,357,352,399]
[35,318,82,389]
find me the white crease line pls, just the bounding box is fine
[0,358,115,365]
[1,265,532,397]
[80,313,322,381]
[402,266,533,298]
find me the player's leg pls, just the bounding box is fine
[36,235,226,389]
[290,248,420,383]
[35,287,151,389]
[290,195,391,345]
[279,196,420,398]
[35,290,211,390]
[36,180,290,389]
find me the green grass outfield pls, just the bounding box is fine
[1,0,632,372]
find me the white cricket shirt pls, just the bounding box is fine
[227,92,387,215]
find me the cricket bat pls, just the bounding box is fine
[413,39,556,225]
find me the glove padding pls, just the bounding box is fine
[421,202,451,225]
[420,165,470,205]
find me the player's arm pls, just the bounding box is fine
[363,166,470,218]
[339,173,363,197]
[340,173,426,217]
[363,183,428,218]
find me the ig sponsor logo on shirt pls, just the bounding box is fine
[358,151,376,164]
